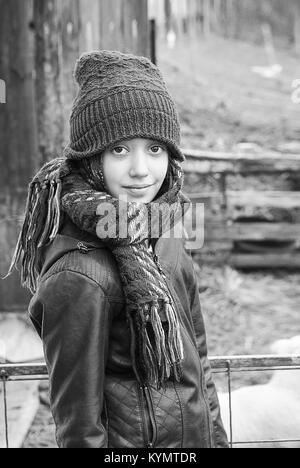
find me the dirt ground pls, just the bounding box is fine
[22,35,300,448]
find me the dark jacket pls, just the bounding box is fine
[28,219,228,448]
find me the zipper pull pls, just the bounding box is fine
[77,242,89,254]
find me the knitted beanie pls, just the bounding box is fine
[63,50,185,162]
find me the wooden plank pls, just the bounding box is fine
[0,363,48,378]
[1,355,300,377]
[191,249,232,265]
[229,191,300,210]
[229,222,300,241]
[185,221,300,241]
[186,240,233,252]
[182,149,300,174]
[188,191,300,210]
[229,253,300,269]
[209,355,300,370]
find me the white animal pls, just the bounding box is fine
[218,336,300,448]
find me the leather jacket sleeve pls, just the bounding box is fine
[28,270,112,448]
[185,252,229,448]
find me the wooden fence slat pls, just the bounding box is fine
[209,355,300,369]
[183,149,300,174]
[230,253,300,269]
[192,250,300,268]
[185,221,300,242]
[188,191,300,210]
[58,0,80,143]
[99,0,149,57]
[78,0,100,51]
[2,355,300,377]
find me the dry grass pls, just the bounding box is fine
[196,263,300,356]
[194,262,300,390]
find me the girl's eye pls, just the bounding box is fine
[111,146,127,156]
[150,145,164,154]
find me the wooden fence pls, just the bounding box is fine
[183,150,300,268]
[1,355,300,448]
[0,0,149,311]
[149,0,300,48]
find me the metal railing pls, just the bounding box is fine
[1,355,300,448]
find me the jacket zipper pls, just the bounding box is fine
[144,385,157,447]
[153,251,214,447]
[138,384,157,448]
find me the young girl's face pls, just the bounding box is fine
[102,138,169,203]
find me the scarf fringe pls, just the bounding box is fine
[4,175,62,294]
[127,298,184,390]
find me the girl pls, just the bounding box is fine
[7,50,228,448]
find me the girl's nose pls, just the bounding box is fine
[129,151,149,178]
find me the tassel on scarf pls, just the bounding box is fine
[4,171,63,294]
[127,298,183,390]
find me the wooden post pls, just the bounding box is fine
[57,0,80,144]
[293,0,300,54]
[0,0,37,310]
[99,0,149,57]
[150,18,157,64]
[0,0,38,189]
[203,0,211,39]
[226,0,236,39]
[78,0,100,51]
[33,0,65,165]
[210,0,219,34]
[164,0,172,35]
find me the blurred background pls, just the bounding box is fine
[1,0,300,448]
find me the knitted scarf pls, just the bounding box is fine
[7,157,191,390]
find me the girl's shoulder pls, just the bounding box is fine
[38,234,124,300]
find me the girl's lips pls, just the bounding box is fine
[123,184,154,196]
[123,184,153,191]
[123,184,153,189]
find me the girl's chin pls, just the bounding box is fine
[126,194,155,203]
